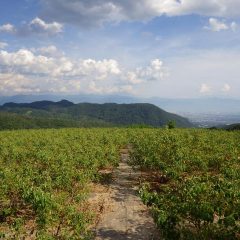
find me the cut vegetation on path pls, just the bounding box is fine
[92,147,159,240]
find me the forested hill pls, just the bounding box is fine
[211,123,240,131]
[0,100,193,129]
[225,124,240,130]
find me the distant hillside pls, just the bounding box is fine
[225,124,240,130]
[3,99,75,109]
[0,112,112,130]
[209,123,240,131]
[0,100,193,130]
[0,95,240,114]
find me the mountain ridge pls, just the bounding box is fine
[0,94,239,114]
[0,100,193,129]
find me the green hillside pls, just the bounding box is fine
[0,112,112,130]
[223,123,240,131]
[209,123,240,131]
[0,100,193,129]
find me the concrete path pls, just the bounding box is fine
[93,148,160,240]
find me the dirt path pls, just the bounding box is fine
[92,148,160,240]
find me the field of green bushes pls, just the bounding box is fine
[0,128,239,239]
[130,129,240,239]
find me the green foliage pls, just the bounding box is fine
[127,124,154,128]
[0,111,112,130]
[130,129,240,239]
[0,128,127,238]
[167,120,176,129]
[225,123,240,131]
[1,127,239,239]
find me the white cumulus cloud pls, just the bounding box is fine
[0,18,63,36]
[0,49,71,77]
[0,48,166,95]
[204,18,237,32]
[0,73,41,95]
[126,59,168,84]
[0,24,16,33]
[222,83,231,92]
[34,45,64,57]
[200,83,211,94]
[29,17,63,35]
[205,18,228,32]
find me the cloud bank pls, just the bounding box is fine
[0,47,167,95]
[41,0,240,27]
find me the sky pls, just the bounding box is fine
[0,0,240,98]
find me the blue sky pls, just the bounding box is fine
[0,0,240,98]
